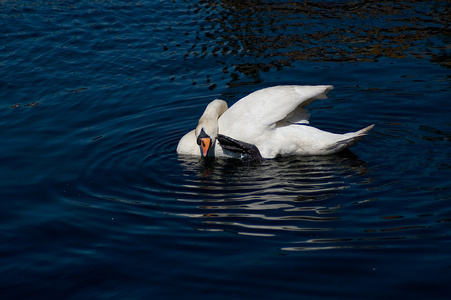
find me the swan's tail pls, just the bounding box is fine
[332,124,375,152]
[354,124,375,137]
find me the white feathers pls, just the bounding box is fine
[177,85,374,159]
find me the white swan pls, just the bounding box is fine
[177,85,374,159]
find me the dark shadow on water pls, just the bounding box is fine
[178,149,367,183]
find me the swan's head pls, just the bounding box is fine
[195,99,228,157]
[195,126,215,157]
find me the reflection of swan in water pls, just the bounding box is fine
[175,151,370,244]
[177,85,374,159]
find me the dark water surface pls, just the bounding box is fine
[1,0,450,299]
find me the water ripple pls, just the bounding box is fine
[162,154,362,242]
[51,115,444,251]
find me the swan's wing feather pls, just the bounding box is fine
[222,85,333,128]
[283,107,310,125]
[217,134,263,162]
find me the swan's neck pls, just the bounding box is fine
[196,100,228,138]
[200,99,228,121]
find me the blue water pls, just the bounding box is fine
[1,0,450,299]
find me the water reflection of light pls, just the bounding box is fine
[282,230,436,252]
[175,151,368,245]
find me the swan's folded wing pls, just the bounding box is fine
[221,85,333,129]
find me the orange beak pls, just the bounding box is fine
[199,137,211,157]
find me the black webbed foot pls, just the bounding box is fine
[217,134,263,163]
